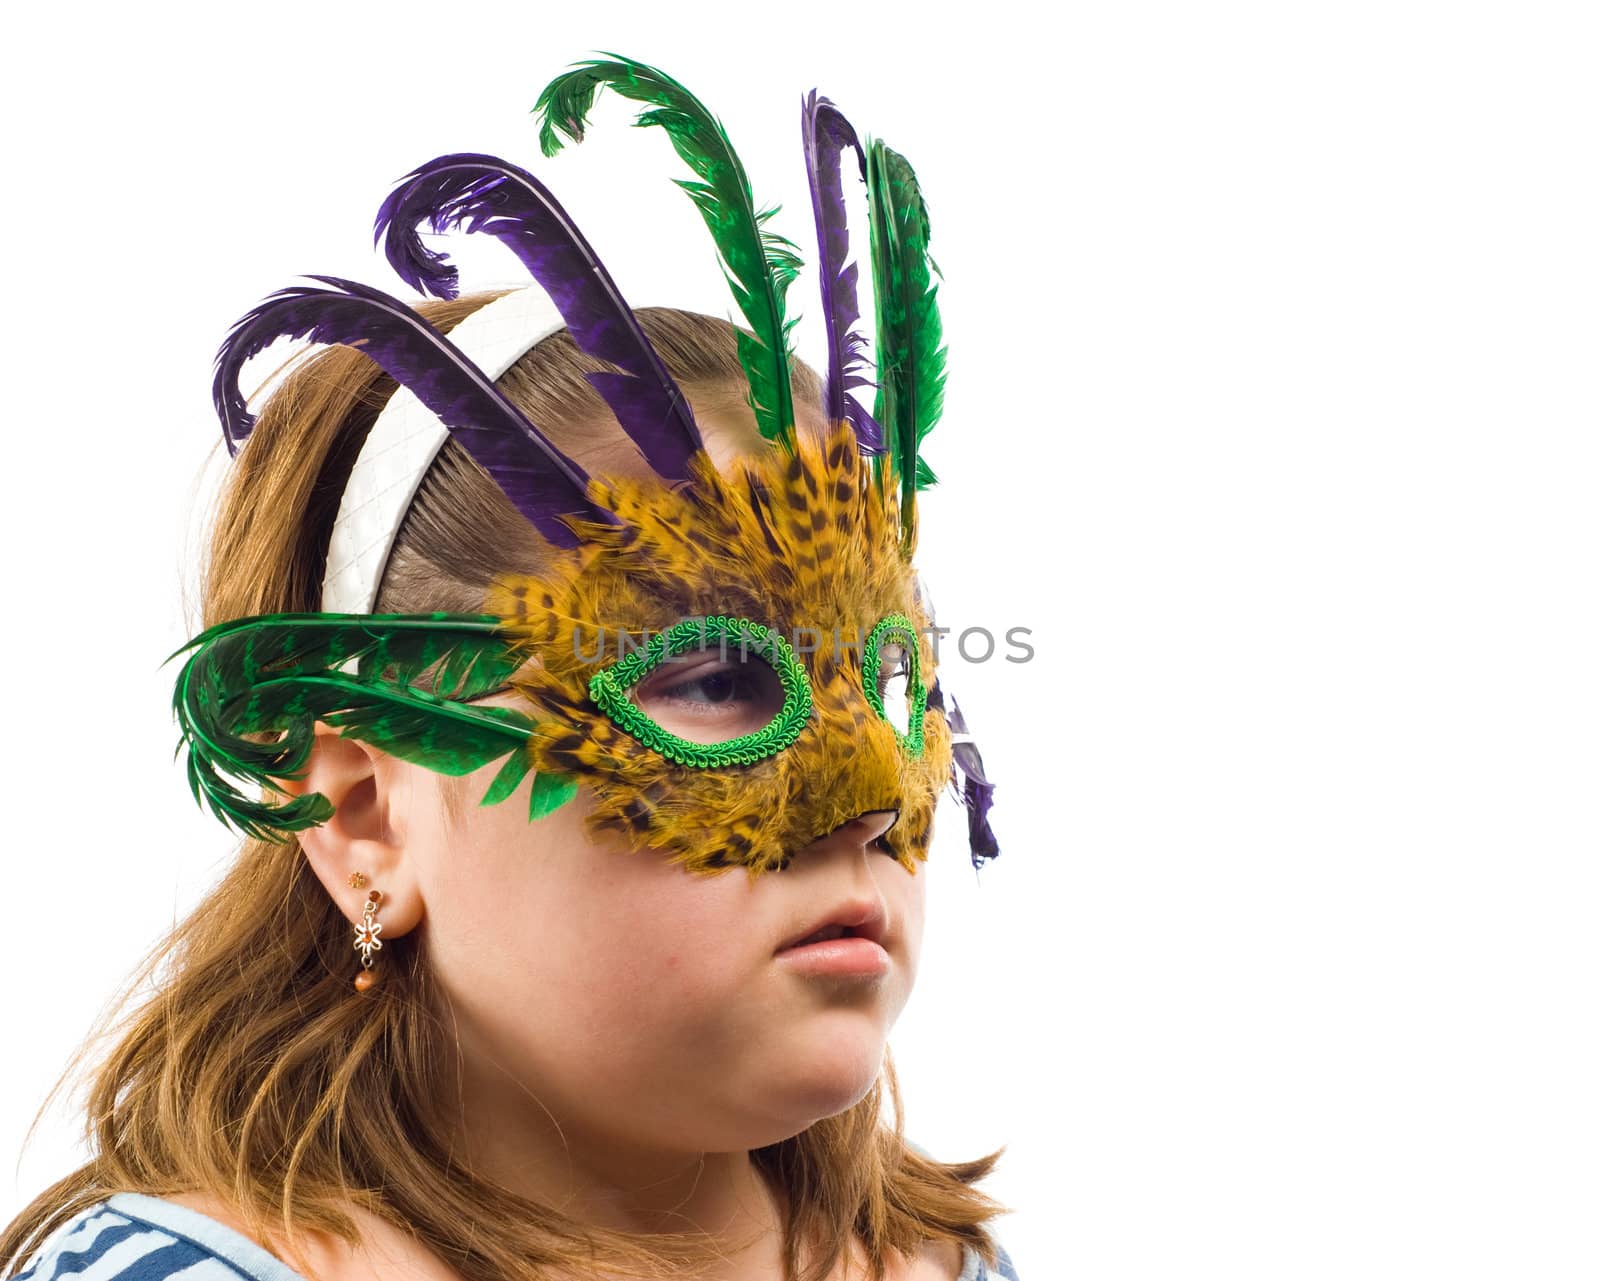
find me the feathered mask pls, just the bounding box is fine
[168,53,999,878]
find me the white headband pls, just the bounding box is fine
[319,286,568,614]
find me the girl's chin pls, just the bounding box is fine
[763,1028,887,1102]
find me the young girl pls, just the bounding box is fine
[1,54,1016,1281]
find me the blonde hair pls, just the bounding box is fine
[1,292,1010,1281]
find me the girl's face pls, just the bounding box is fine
[395,398,930,1155]
[408,752,925,1153]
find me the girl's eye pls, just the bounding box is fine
[631,651,788,744]
[658,666,763,706]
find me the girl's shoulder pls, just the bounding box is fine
[11,1194,1021,1281]
[10,1192,310,1281]
[954,1237,1022,1281]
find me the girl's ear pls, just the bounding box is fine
[272,721,425,938]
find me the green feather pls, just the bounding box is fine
[864,138,948,548]
[164,612,572,841]
[530,770,581,820]
[481,743,534,808]
[476,745,577,819]
[532,52,803,449]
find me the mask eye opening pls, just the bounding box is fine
[588,615,814,768]
[863,612,928,758]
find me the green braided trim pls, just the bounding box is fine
[587,616,814,768]
[862,612,928,758]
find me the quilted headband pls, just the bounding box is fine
[320,286,567,615]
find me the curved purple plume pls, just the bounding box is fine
[375,152,704,483]
[930,680,999,867]
[211,275,614,547]
[801,91,884,456]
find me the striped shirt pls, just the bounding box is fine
[12,1193,1021,1280]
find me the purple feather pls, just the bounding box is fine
[375,152,704,483]
[211,275,614,547]
[937,683,1000,867]
[801,91,884,456]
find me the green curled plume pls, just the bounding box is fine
[532,52,803,451]
[164,612,577,842]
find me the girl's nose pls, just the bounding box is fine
[828,808,900,847]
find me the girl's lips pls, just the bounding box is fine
[775,935,890,979]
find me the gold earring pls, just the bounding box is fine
[354,890,383,992]
[347,871,368,889]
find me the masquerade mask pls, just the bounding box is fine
[168,53,999,877]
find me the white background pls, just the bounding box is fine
[3,3,1597,1278]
